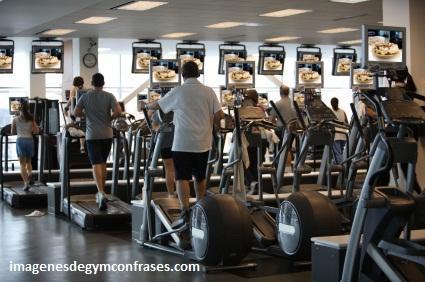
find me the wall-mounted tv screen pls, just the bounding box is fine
[295,61,324,88]
[32,40,63,73]
[350,63,376,90]
[226,61,255,89]
[258,93,269,108]
[218,43,247,74]
[221,89,234,107]
[176,42,205,74]
[132,41,162,74]
[297,46,322,62]
[258,44,285,75]
[362,24,406,70]
[332,48,357,76]
[149,59,180,88]
[0,40,14,74]
[9,97,28,115]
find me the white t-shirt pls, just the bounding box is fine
[158,78,221,152]
[332,108,347,141]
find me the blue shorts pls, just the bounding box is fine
[16,137,34,159]
[86,139,112,165]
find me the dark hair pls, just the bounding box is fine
[19,102,34,122]
[245,89,259,104]
[330,97,338,110]
[182,61,200,79]
[91,73,105,87]
[73,76,84,87]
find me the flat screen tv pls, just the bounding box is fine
[226,61,255,89]
[258,93,269,108]
[176,42,205,74]
[218,43,247,75]
[149,59,180,88]
[132,41,162,74]
[258,44,285,75]
[350,63,376,90]
[332,47,357,76]
[31,40,63,73]
[9,97,28,115]
[296,46,322,62]
[0,39,14,74]
[362,24,406,70]
[295,61,324,89]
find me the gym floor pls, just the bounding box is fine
[0,203,311,282]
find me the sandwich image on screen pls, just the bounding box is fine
[178,50,205,73]
[226,61,255,89]
[150,59,180,87]
[350,64,375,90]
[296,61,323,88]
[32,41,64,73]
[0,40,13,73]
[367,28,403,63]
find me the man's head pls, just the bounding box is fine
[330,97,339,111]
[245,89,258,105]
[91,73,105,88]
[73,76,84,88]
[280,85,290,97]
[182,61,200,80]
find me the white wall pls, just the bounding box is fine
[99,39,359,117]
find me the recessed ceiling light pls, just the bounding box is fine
[330,0,370,3]
[205,22,245,28]
[338,39,362,45]
[98,47,111,53]
[317,27,358,34]
[40,29,76,36]
[115,1,167,11]
[259,9,312,18]
[265,36,301,42]
[76,16,117,24]
[244,22,265,27]
[161,32,196,38]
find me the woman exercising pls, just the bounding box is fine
[11,102,39,191]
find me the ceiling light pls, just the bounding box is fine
[115,1,167,11]
[330,0,370,3]
[265,36,301,42]
[317,27,358,34]
[205,22,245,28]
[161,32,196,38]
[40,29,76,36]
[259,9,312,18]
[98,48,111,53]
[244,22,265,27]
[76,16,117,24]
[338,39,362,45]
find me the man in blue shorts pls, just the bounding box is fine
[74,73,122,210]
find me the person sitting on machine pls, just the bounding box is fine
[11,102,39,191]
[142,61,224,240]
[73,73,122,210]
[151,110,176,198]
[330,97,348,164]
[65,76,86,154]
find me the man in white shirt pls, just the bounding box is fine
[143,61,224,232]
[330,97,348,164]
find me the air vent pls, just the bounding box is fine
[333,13,368,21]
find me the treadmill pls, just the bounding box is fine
[59,124,131,230]
[1,98,59,208]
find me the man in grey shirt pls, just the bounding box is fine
[142,62,224,248]
[74,73,122,210]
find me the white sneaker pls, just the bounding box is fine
[25,210,45,217]
[96,192,107,210]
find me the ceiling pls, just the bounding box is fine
[0,0,383,45]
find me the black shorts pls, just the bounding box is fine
[160,147,173,159]
[172,151,209,181]
[86,139,112,165]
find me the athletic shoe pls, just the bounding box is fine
[171,209,190,230]
[24,186,31,192]
[96,192,107,211]
[28,174,34,185]
[80,147,85,154]
[178,229,192,250]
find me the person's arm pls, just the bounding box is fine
[365,106,377,118]
[214,109,225,128]
[111,101,122,119]
[142,100,160,111]
[211,89,225,128]
[73,94,84,118]
[32,120,39,135]
[11,119,16,135]
[66,88,76,109]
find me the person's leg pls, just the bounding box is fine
[92,164,106,194]
[163,158,176,197]
[332,141,343,164]
[195,179,206,201]
[80,138,85,153]
[193,151,209,201]
[176,180,190,211]
[19,158,29,187]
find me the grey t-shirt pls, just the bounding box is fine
[13,117,33,138]
[75,89,117,140]
[269,96,297,127]
[158,78,221,153]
